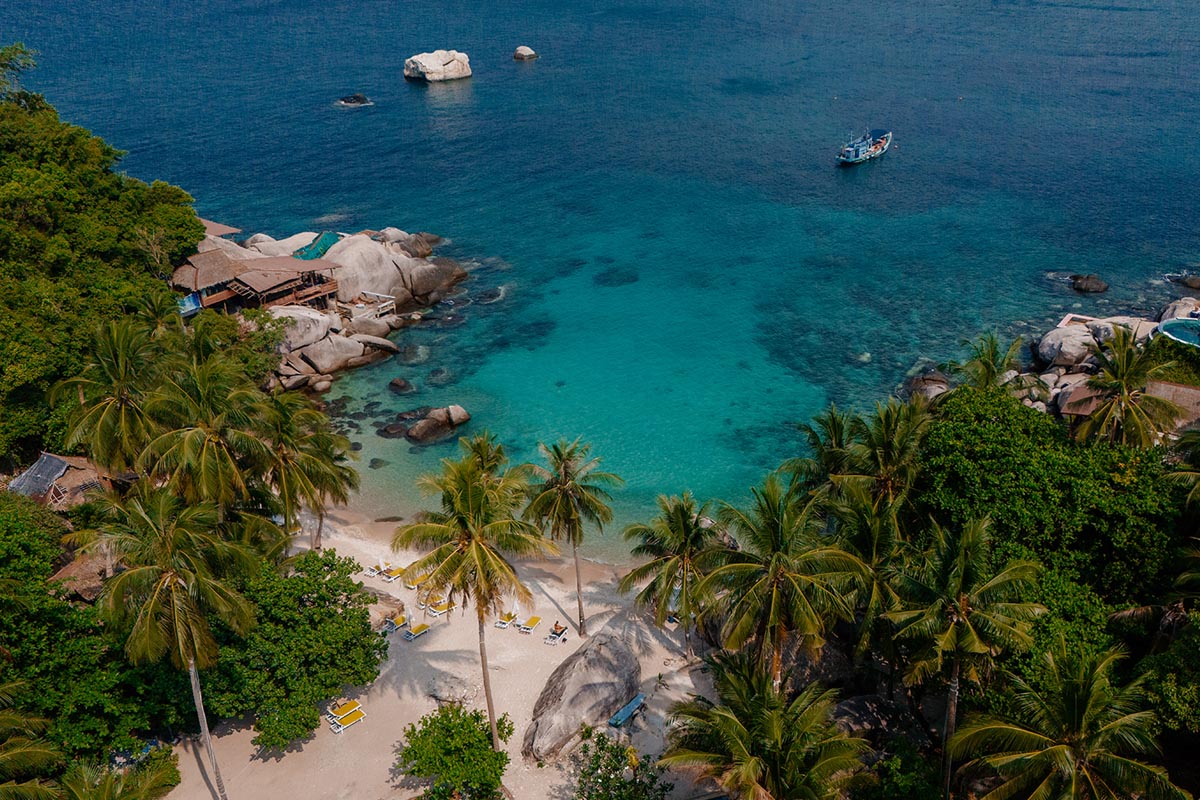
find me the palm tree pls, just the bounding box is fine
[90,487,254,800]
[60,758,179,800]
[944,333,1027,393]
[619,492,723,658]
[525,438,623,636]
[1068,325,1181,447]
[459,430,510,477]
[841,398,930,508]
[139,357,270,511]
[783,404,861,494]
[0,681,59,800]
[53,319,158,476]
[394,456,557,750]
[829,484,904,664]
[887,518,1044,800]
[949,640,1191,800]
[701,475,861,687]
[257,390,358,550]
[660,651,866,800]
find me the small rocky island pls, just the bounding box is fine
[403,50,472,82]
[337,93,371,107]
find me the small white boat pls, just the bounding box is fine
[837,129,892,165]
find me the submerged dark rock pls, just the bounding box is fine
[389,378,417,395]
[368,458,390,469]
[593,266,639,287]
[1070,274,1109,293]
[338,93,370,106]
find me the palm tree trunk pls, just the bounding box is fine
[189,658,229,800]
[771,645,783,690]
[684,623,693,660]
[573,543,587,636]
[313,514,325,552]
[942,658,961,800]
[477,612,501,751]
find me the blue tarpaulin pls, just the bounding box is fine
[293,231,340,260]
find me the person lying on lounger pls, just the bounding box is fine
[551,621,566,636]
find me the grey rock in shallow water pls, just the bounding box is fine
[513,45,538,61]
[903,369,950,402]
[404,50,472,82]
[1070,273,1108,293]
[389,378,417,395]
[522,631,640,761]
[1037,325,1095,367]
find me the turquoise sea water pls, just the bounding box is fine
[7,0,1200,558]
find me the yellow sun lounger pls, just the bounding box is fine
[404,572,430,590]
[427,600,456,617]
[494,611,517,629]
[384,614,407,632]
[330,707,365,733]
[326,699,361,722]
[418,594,445,610]
[381,566,405,583]
[518,616,542,634]
[404,623,431,641]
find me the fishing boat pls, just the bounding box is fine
[837,129,892,165]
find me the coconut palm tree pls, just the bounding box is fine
[139,357,270,511]
[829,484,904,664]
[783,404,861,494]
[257,390,358,550]
[525,438,623,636]
[619,492,723,658]
[887,518,1044,800]
[60,757,179,800]
[949,640,1191,800]
[0,681,59,800]
[53,319,158,477]
[944,333,1027,393]
[840,398,930,508]
[459,430,510,477]
[1068,325,1181,447]
[394,456,557,750]
[660,651,866,800]
[91,487,254,800]
[701,475,861,687]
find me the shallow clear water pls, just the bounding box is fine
[7,0,1200,558]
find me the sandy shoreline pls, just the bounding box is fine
[169,505,713,800]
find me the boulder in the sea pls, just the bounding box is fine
[404,416,455,445]
[378,422,409,439]
[350,333,401,354]
[379,227,410,243]
[368,458,389,470]
[397,406,435,421]
[522,631,640,761]
[903,369,950,402]
[338,93,370,106]
[1070,274,1108,293]
[447,404,470,426]
[403,50,472,82]
[1037,325,1096,367]
[1175,275,1200,290]
[389,378,417,395]
[396,234,434,259]
[310,379,333,393]
[1159,297,1200,322]
[513,45,539,61]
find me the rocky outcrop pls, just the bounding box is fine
[270,305,340,352]
[299,334,366,375]
[389,378,416,395]
[404,50,472,82]
[514,45,538,61]
[903,369,950,402]
[522,631,640,761]
[350,333,401,354]
[377,405,471,445]
[1037,325,1096,367]
[244,231,318,257]
[1070,274,1108,293]
[1159,297,1200,322]
[1085,315,1156,345]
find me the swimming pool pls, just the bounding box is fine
[1157,318,1200,347]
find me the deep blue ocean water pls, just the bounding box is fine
[7,0,1200,557]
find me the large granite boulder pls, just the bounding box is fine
[244,231,318,257]
[1037,325,1096,367]
[514,45,538,61]
[196,234,267,260]
[406,259,466,300]
[1159,297,1200,322]
[296,334,366,374]
[269,305,340,352]
[522,631,640,761]
[903,369,950,402]
[346,316,392,338]
[325,234,404,301]
[1086,316,1157,345]
[379,227,410,243]
[404,50,472,82]
[350,333,401,354]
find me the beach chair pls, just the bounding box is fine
[403,572,429,590]
[518,616,542,634]
[362,561,383,578]
[544,624,568,646]
[325,699,361,723]
[404,623,431,641]
[608,693,646,729]
[418,594,445,610]
[494,611,517,629]
[381,565,405,583]
[330,707,365,733]
[384,614,408,633]
[427,600,456,617]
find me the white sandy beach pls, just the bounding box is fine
[169,508,714,800]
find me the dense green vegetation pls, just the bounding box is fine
[397,705,514,800]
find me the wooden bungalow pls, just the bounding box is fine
[7,453,109,509]
[171,251,339,313]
